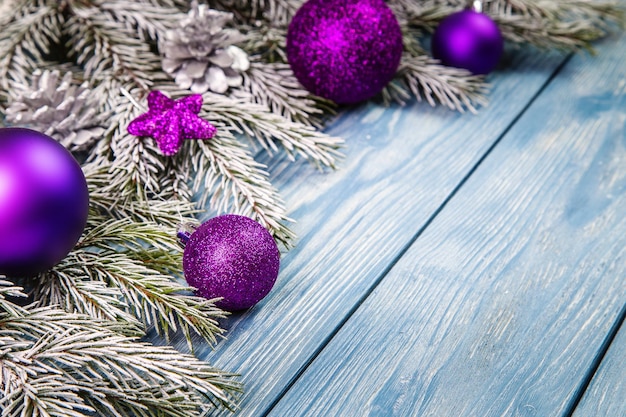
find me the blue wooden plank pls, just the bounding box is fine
[572,309,626,417]
[264,33,626,417]
[189,49,570,416]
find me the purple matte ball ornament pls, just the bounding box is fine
[182,215,280,311]
[0,128,89,277]
[431,9,504,75]
[286,0,403,104]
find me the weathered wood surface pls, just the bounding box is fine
[573,307,626,417]
[192,46,598,416]
[263,33,626,417]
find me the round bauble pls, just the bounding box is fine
[182,215,280,311]
[0,128,89,277]
[431,9,504,75]
[286,0,403,104]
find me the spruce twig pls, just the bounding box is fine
[32,269,137,324]
[208,0,303,24]
[385,54,489,112]
[0,1,63,95]
[240,24,289,62]
[78,251,226,346]
[65,3,160,87]
[189,131,296,245]
[237,60,335,127]
[393,0,625,51]
[84,160,199,228]
[200,91,343,167]
[0,307,241,417]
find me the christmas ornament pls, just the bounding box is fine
[431,7,504,75]
[181,215,280,311]
[161,1,250,94]
[0,128,89,277]
[5,70,106,151]
[127,90,217,156]
[286,0,403,104]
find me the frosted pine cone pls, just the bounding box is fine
[5,70,105,151]
[161,3,250,94]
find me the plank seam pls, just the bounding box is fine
[563,302,626,417]
[260,54,573,417]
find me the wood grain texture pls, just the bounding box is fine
[265,34,626,417]
[572,311,626,417]
[190,49,569,416]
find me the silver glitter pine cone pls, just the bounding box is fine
[161,2,250,94]
[5,70,105,151]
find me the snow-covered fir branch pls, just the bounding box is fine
[0,0,623,415]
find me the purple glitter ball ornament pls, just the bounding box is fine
[0,128,89,277]
[182,215,280,311]
[286,0,403,104]
[431,9,504,75]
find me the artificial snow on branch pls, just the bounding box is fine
[396,0,625,51]
[0,305,241,416]
[386,54,489,112]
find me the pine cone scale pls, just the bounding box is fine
[161,3,249,95]
[5,70,106,152]
[185,60,210,78]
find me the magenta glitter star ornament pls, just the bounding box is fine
[127,90,217,155]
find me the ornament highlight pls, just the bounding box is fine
[0,128,89,277]
[431,9,504,75]
[181,215,280,311]
[127,90,217,156]
[286,0,403,104]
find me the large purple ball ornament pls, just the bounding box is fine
[182,215,280,311]
[431,10,504,75]
[0,128,89,277]
[286,0,403,104]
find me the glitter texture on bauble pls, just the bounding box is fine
[0,128,89,277]
[286,0,403,104]
[182,215,280,311]
[431,9,504,75]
